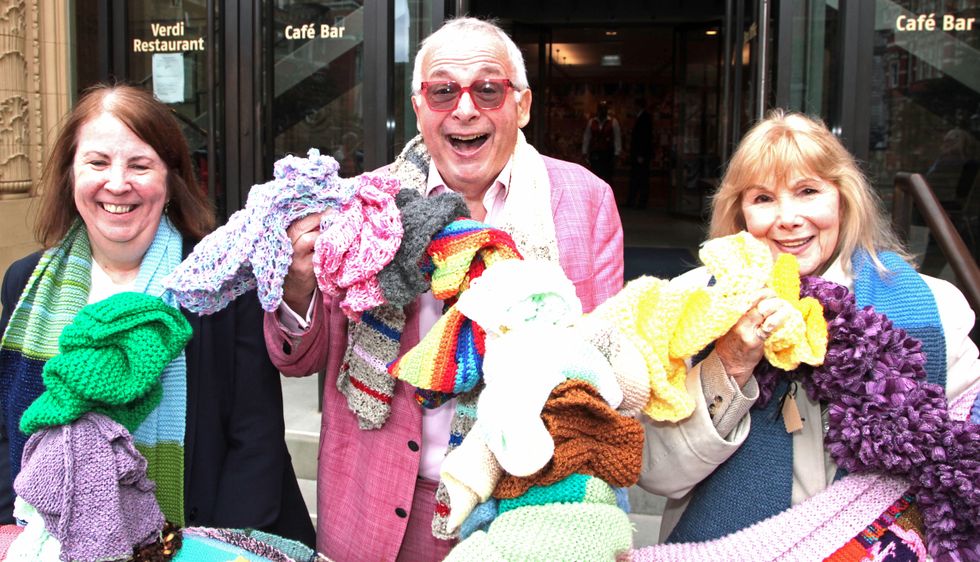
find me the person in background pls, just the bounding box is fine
[265,17,624,561]
[636,110,979,556]
[626,97,653,208]
[583,100,621,185]
[0,84,315,547]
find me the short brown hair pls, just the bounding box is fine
[34,83,214,247]
[709,109,908,274]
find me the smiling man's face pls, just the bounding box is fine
[411,32,531,197]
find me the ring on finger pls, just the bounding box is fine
[755,324,773,341]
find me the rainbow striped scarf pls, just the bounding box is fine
[0,219,187,524]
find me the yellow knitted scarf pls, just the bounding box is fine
[584,232,828,421]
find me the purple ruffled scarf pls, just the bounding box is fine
[753,277,980,560]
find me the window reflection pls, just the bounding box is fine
[870,0,980,271]
[271,0,364,177]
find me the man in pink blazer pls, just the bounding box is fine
[265,17,624,561]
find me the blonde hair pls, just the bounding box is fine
[709,109,908,274]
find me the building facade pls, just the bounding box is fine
[0,0,977,278]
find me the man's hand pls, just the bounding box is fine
[282,213,323,314]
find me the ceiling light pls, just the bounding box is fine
[605,30,618,36]
[601,54,621,66]
[706,29,718,36]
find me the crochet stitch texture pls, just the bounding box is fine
[313,173,404,319]
[164,149,363,314]
[19,292,191,435]
[377,189,470,307]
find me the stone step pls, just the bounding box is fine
[286,429,319,481]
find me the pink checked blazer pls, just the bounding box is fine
[264,155,624,561]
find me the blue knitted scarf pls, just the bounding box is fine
[0,218,188,524]
[667,250,946,543]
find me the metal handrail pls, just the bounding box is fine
[892,172,980,313]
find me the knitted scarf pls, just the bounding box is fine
[342,132,562,539]
[665,252,971,559]
[0,218,189,524]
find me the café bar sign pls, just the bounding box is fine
[896,12,975,31]
[133,22,205,53]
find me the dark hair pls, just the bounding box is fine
[35,83,214,247]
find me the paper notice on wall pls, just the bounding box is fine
[152,53,185,103]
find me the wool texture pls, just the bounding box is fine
[633,473,911,561]
[389,306,487,398]
[1,218,190,525]
[0,222,93,482]
[388,220,521,397]
[852,250,946,387]
[181,527,318,562]
[14,413,164,562]
[572,316,651,416]
[163,149,360,314]
[0,524,23,561]
[19,292,191,435]
[356,131,566,540]
[763,253,828,370]
[425,218,524,300]
[748,276,977,558]
[478,326,623,478]
[824,494,928,562]
[459,498,498,540]
[454,259,582,338]
[439,422,502,532]
[497,473,616,514]
[579,232,826,422]
[654,277,979,559]
[336,304,405,429]
[5,498,62,561]
[492,380,644,499]
[445,502,633,562]
[313,172,404,320]
[377,189,470,307]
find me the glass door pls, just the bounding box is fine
[113,1,222,215]
[262,1,366,179]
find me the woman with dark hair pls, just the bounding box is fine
[0,83,314,547]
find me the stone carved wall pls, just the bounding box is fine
[0,1,31,197]
[0,0,69,281]
[0,0,70,199]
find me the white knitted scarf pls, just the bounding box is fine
[383,131,561,539]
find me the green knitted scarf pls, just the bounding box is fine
[1,219,190,524]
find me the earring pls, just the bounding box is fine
[164,200,171,215]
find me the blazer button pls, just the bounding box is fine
[407,440,419,452]
[395,507,408,518]
[188,507,198,521]
[282,340,292,355]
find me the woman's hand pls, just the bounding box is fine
[281,213,323,314]
[715,289,797,387]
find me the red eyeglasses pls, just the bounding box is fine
[419,79,515,111]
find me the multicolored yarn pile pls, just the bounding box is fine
[432,233,829,560]
[388,218,523,399]
[163,149,401,316]
[750,276,980,559]
[2,294,326,562]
